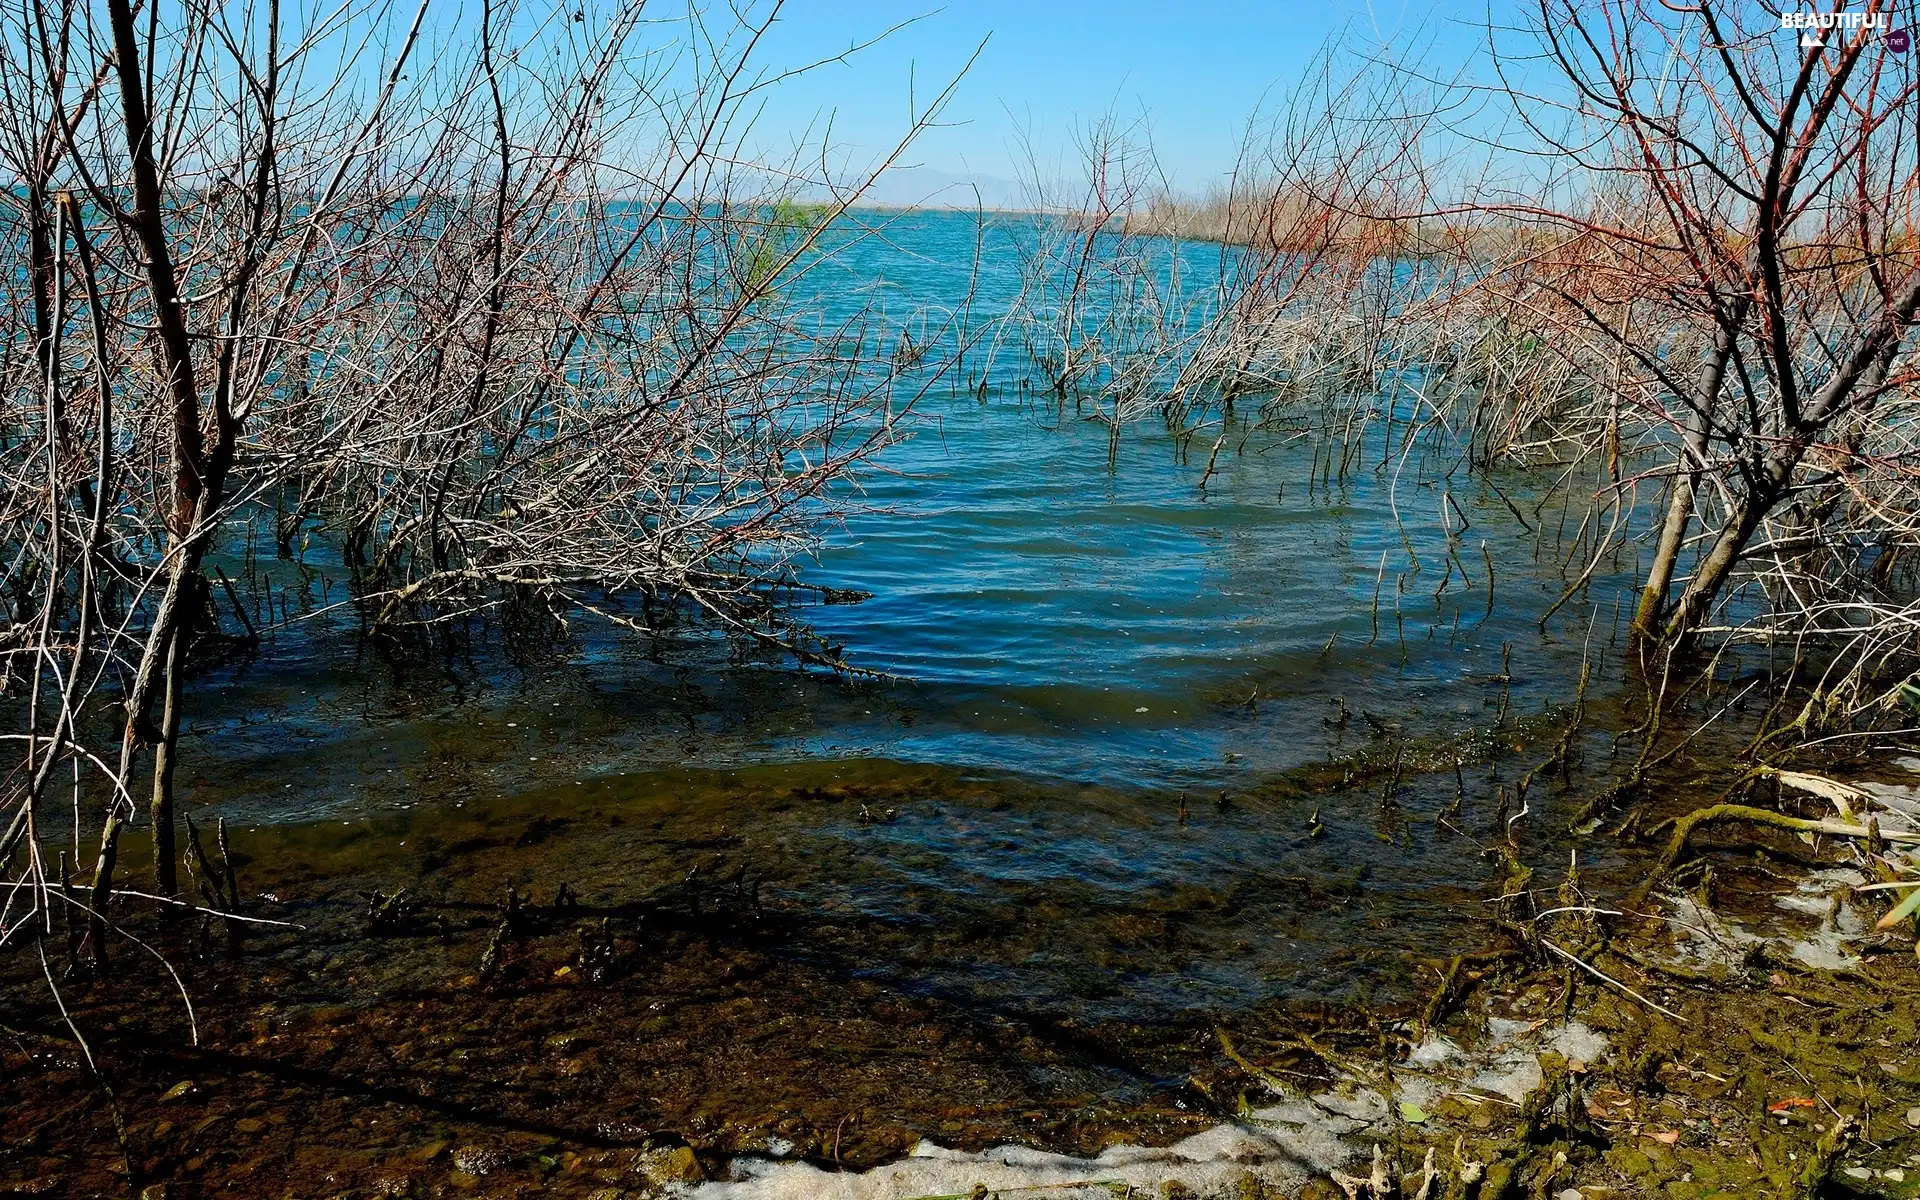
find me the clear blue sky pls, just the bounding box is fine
[750,0,1515,191]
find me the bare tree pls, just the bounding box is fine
[0,0,970,962]
[1488,0,1920,650]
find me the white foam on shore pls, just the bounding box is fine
[691,1021,1612,1200]
[690,1116,1344,1200]
[694,766,1920,1198]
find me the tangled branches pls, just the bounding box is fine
[0,0,970,963]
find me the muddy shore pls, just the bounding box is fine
[5,754,1918,1200]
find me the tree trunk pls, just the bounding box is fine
[83,808,122,966]
[150,626,186,896]
[1632,432,1703,639]
[1632,308,1742,643]
[105,0,204,539]
[100,0,205,900]
[1662,451,1798,644]
[86,554,194,956]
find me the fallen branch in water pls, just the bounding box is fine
[1215,1026,1294,1094]
[1647,803,1920,881]
[0,882,301,928]
[1630,793,1920,922]
[1539,936,1686,1023]
[1759,769,1871,820]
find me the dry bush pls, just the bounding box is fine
[0,0,968,959]
[1477,1,1920,712]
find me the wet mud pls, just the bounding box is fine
[7,755,1919,1199]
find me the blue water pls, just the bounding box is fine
[182,208,1653,1016]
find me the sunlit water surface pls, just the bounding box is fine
[180,210,1672,1020]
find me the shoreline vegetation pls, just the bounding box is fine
[5,0,1920,1196]
[846,197,1493,259]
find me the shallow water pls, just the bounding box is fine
[178,209,1657,1024]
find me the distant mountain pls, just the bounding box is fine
[853,166,1032,212]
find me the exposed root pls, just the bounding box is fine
[1635,802,1920,903]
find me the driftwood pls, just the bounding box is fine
[1650,803,1917,877]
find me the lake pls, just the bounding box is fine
[182,207,1663,1027]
